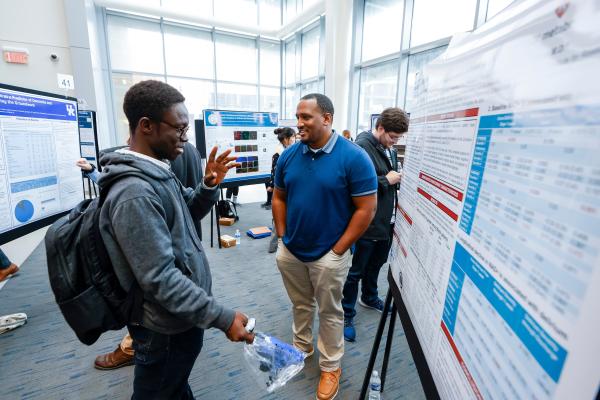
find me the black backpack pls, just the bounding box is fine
[218,199,239,221]
[45,176,146,345]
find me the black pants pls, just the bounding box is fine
[225,186,239,199]
[342,225,393,320]
[128,325,204,400]
[264,183,273,205]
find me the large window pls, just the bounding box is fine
[107,16,164,74]
[215,34,257,84]
[283,19,325,118]
[351,0,498,132]
[216,83,258,111]
[357,61,398,132]
[404,46,446,111]
[260,86,280,113]
[105,12,290,148]
[260,41,281,86]
[163,25,213,79]
[301,27,320,80]
[284,40,297,85]
[167,77,215,116]
[361,0,403,62]
[300,79,324,97]
[284,87,298,118]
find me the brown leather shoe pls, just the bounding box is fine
[316,368,341,400]
[0,263,19,282]
[94,346,134,370]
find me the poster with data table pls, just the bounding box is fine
[0,84,83,241]
[202,110,279,184]
[389,1,600,399]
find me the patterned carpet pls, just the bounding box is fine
[0,202,426,400]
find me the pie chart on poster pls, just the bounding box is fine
[15,200,34,223]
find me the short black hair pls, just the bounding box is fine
[123,80,185,133]
[376,107,409,133]
[274,127,295,143]
[300,93,334,116]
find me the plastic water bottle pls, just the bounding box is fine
[368,370,381,400]
[235,229,241,245]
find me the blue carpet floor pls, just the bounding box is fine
[0,202,426,399]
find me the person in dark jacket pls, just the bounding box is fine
[171,141,205,239]
[98,80,254,398]
[341,107,408,342]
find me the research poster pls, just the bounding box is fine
[390,1,600,399]
[0,85,83,236]
[78,110,98,166]
[203,110,279,183]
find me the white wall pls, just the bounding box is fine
[0,0,74,94]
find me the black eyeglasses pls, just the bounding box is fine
[160,120,189,139]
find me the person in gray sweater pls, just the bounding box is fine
[98,80,254,399]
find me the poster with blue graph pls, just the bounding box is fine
[0,84,83,243]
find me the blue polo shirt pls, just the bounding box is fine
[275,132,377,262]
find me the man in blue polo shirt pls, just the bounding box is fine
[272,93,377,400]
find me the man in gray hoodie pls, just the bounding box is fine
[98,80,254,399]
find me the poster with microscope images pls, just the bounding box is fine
[389,0,600,399]
[202,110,279,184]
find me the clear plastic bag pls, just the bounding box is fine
[243,332,306,392]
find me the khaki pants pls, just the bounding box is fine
[276,241,350,371]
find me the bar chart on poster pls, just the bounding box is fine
[0,84,83,243]
[389,0,600,399]
[202,110,279,184]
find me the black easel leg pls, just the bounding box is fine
[210,207,214,248]
[380,300,397,392]
[215,188,223,248]
[360,287,393,399]
[215,203,222,248]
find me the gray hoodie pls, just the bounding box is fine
[98,150,235,335]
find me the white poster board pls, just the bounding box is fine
[390,1,600,399]
[0,84,83,240]
[203,110,279,184]
[78,110,99,167]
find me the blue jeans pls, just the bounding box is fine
[342,226,393,320]
[128,325,204,400]
[0,249,11,269]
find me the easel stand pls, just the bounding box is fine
[210,188,224,248]
[360,269,440,400]
[360,282,397,399]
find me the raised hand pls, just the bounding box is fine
[203,146,240,187]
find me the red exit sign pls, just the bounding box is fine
[3,51,29,64]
